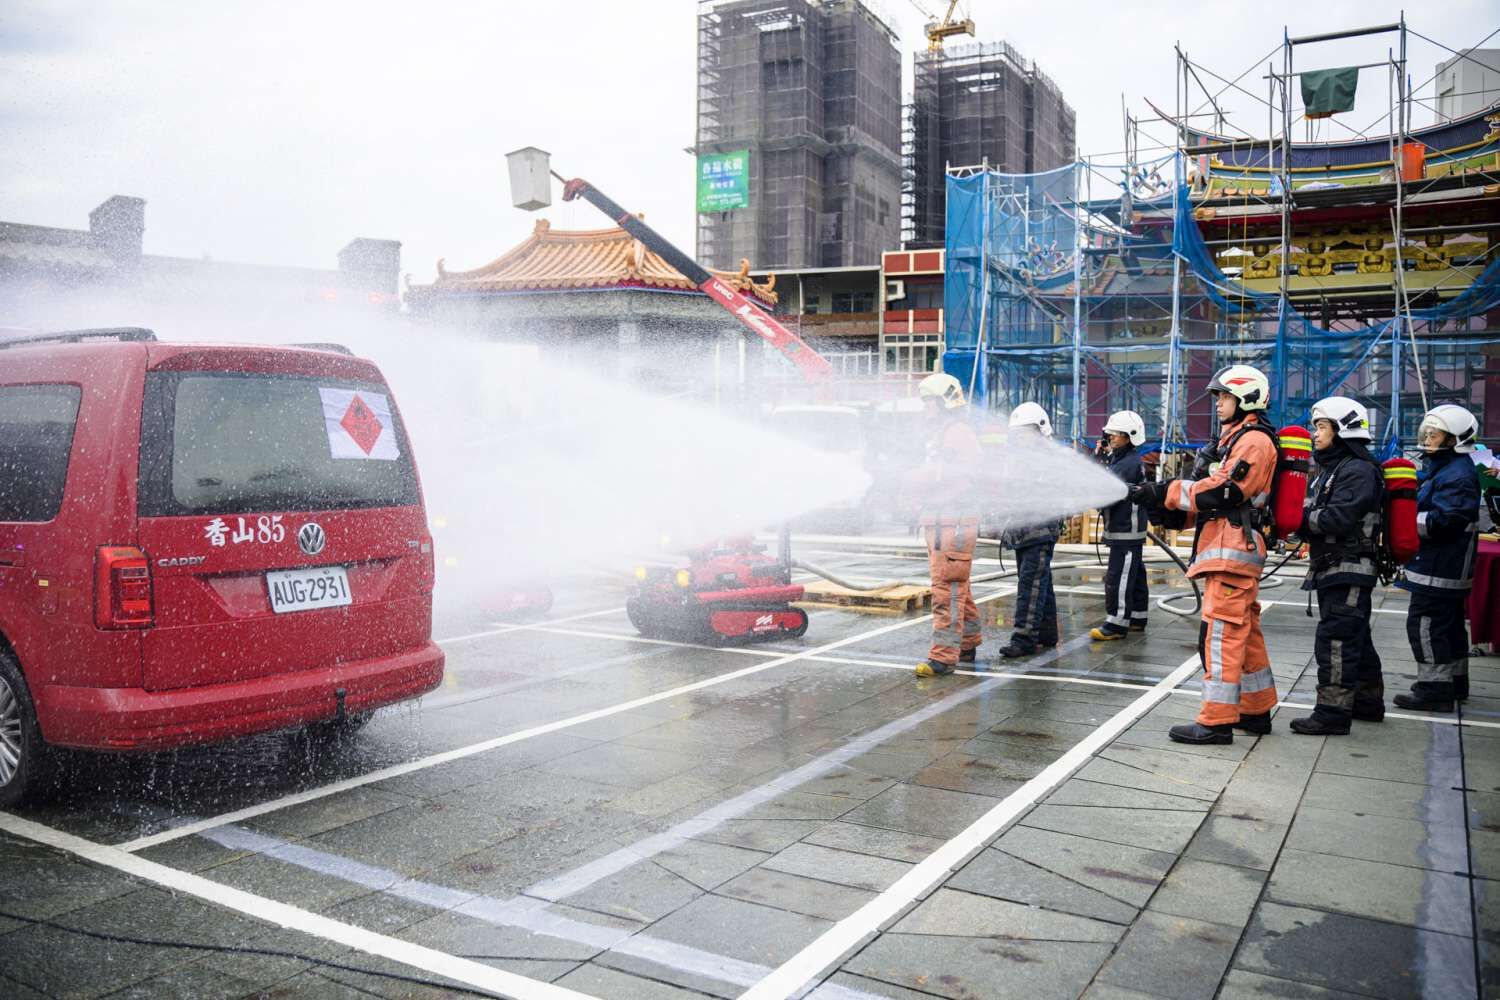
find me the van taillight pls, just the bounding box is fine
[96,546,154,629]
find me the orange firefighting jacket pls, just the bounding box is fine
[911,415,984,527]
[1165,416,1277,580]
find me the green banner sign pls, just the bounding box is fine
[696,150,749,213]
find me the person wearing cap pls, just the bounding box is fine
[1289,396,1386,735]
[1091,410,1150,641]
[910,372,984,677]
[1131,365,1280,744]
[996,402,1062,658]
[1395,404,1482,712]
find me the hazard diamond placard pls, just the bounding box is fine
[319,386,399,460]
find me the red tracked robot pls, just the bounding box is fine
[627,532,809,646]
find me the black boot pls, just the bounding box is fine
[996,640,1035,659]
[1233,712,1272,735]
[1394,692,1454,712]
[1352,700,1385,723]
[1290,714,1350,736]
[1169,722,1234,745]
[959,649,977,664]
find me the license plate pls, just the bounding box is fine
[267,565,352,614]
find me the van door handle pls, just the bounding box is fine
[0,549,24,567]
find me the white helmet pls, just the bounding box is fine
[1009,401,1052,437]
[1207,364,1270,412]
[1419,404,1478,454]
[1103,409,1146,447]
[1310,396,1371,442]
[917,372,966,411]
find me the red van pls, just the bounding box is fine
[0,328,444,805]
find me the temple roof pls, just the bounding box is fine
[413,218,777,304]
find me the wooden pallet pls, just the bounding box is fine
[795,581,932,616]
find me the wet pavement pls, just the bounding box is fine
[0,541,1494,999]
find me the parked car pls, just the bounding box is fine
[0,328,444,805]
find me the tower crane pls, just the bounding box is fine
[913,0,975,52]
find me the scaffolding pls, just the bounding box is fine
[943,16,1500,452]
[901,41,1078,248]
[695,0,902,271]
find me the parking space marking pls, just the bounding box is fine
[117,587,1016,854]
[739,648,1205,1000]
[435,605,626,646]
[199,824,881,1000]
[0,812,593,1000]
[525,628,1088,904]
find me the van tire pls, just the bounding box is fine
[0,651,48,808]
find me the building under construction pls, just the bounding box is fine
[695,0,902,271]
[941,18,1500,450]
[904,41,1077,247]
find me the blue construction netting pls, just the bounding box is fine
[943,152,1500,450]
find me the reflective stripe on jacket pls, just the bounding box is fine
[1165,417,1277,580]
[1400,450,1480,594]
[915,416,984,527]
[1103,444,1148,543]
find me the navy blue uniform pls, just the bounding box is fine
[1003,520,1061,653]
[1099,444,1150,634]
[1300,442,1385,722]
[1399,449,1481,702]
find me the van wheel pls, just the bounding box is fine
[0,651,47,808]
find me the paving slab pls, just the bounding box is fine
[1183,813,1290,872]
[809,971,949,999]
[1073,756,1221,802]
[993,824,1177,909]
[843,933,1114,1000]
[555,962,720,999]
[1021,803,1205,854]
[1236,901,1477,999]
[690,818,825,854]
[761,841,912,892]
[1147,858,1266,928]
[1044,777,1212,812]
[1216,970,1372,999]
[911,753,1031,797]
[947,846,1139,924]
[553,857,706,924]
[839,783,1000,840]
[1098,744,1242,792]
[801,821,947,863]
[242,785,414,840]
[1095,910,1241,1000]
[653,837,771,892]
[891,887,1124,942]
[1283,805,1469,873]
[714,866,876,921]
[1266,847,1473,937]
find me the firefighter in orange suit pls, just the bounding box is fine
[911,372,984,677]
[1131,365,1280,744]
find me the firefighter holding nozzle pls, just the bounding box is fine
[910,373,985,677]
[1130,365,1280,745]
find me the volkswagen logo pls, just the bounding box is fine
[297,522,326,557]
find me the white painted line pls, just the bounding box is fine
[738,649,1204,1000]
[435,605,625,646]
[0,812,593,1000]
[200,824,880,1000]
[527,625,1087,905]
[1275,700,1500,731]
[117,587,1015,854]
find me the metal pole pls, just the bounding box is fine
[1071,159,1083,446]
[1276,29,1293,426]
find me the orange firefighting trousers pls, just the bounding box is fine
[926,519,981,666]
[1197,572,1279,725]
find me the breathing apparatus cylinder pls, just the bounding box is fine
[1273,425,1312,541]
[1381,457,1420,564]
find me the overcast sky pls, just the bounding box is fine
[2,1,1493,285]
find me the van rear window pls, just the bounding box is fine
[138,372,419,517]
[0,384,82,522]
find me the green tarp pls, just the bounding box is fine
[1302,67,1358,119]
